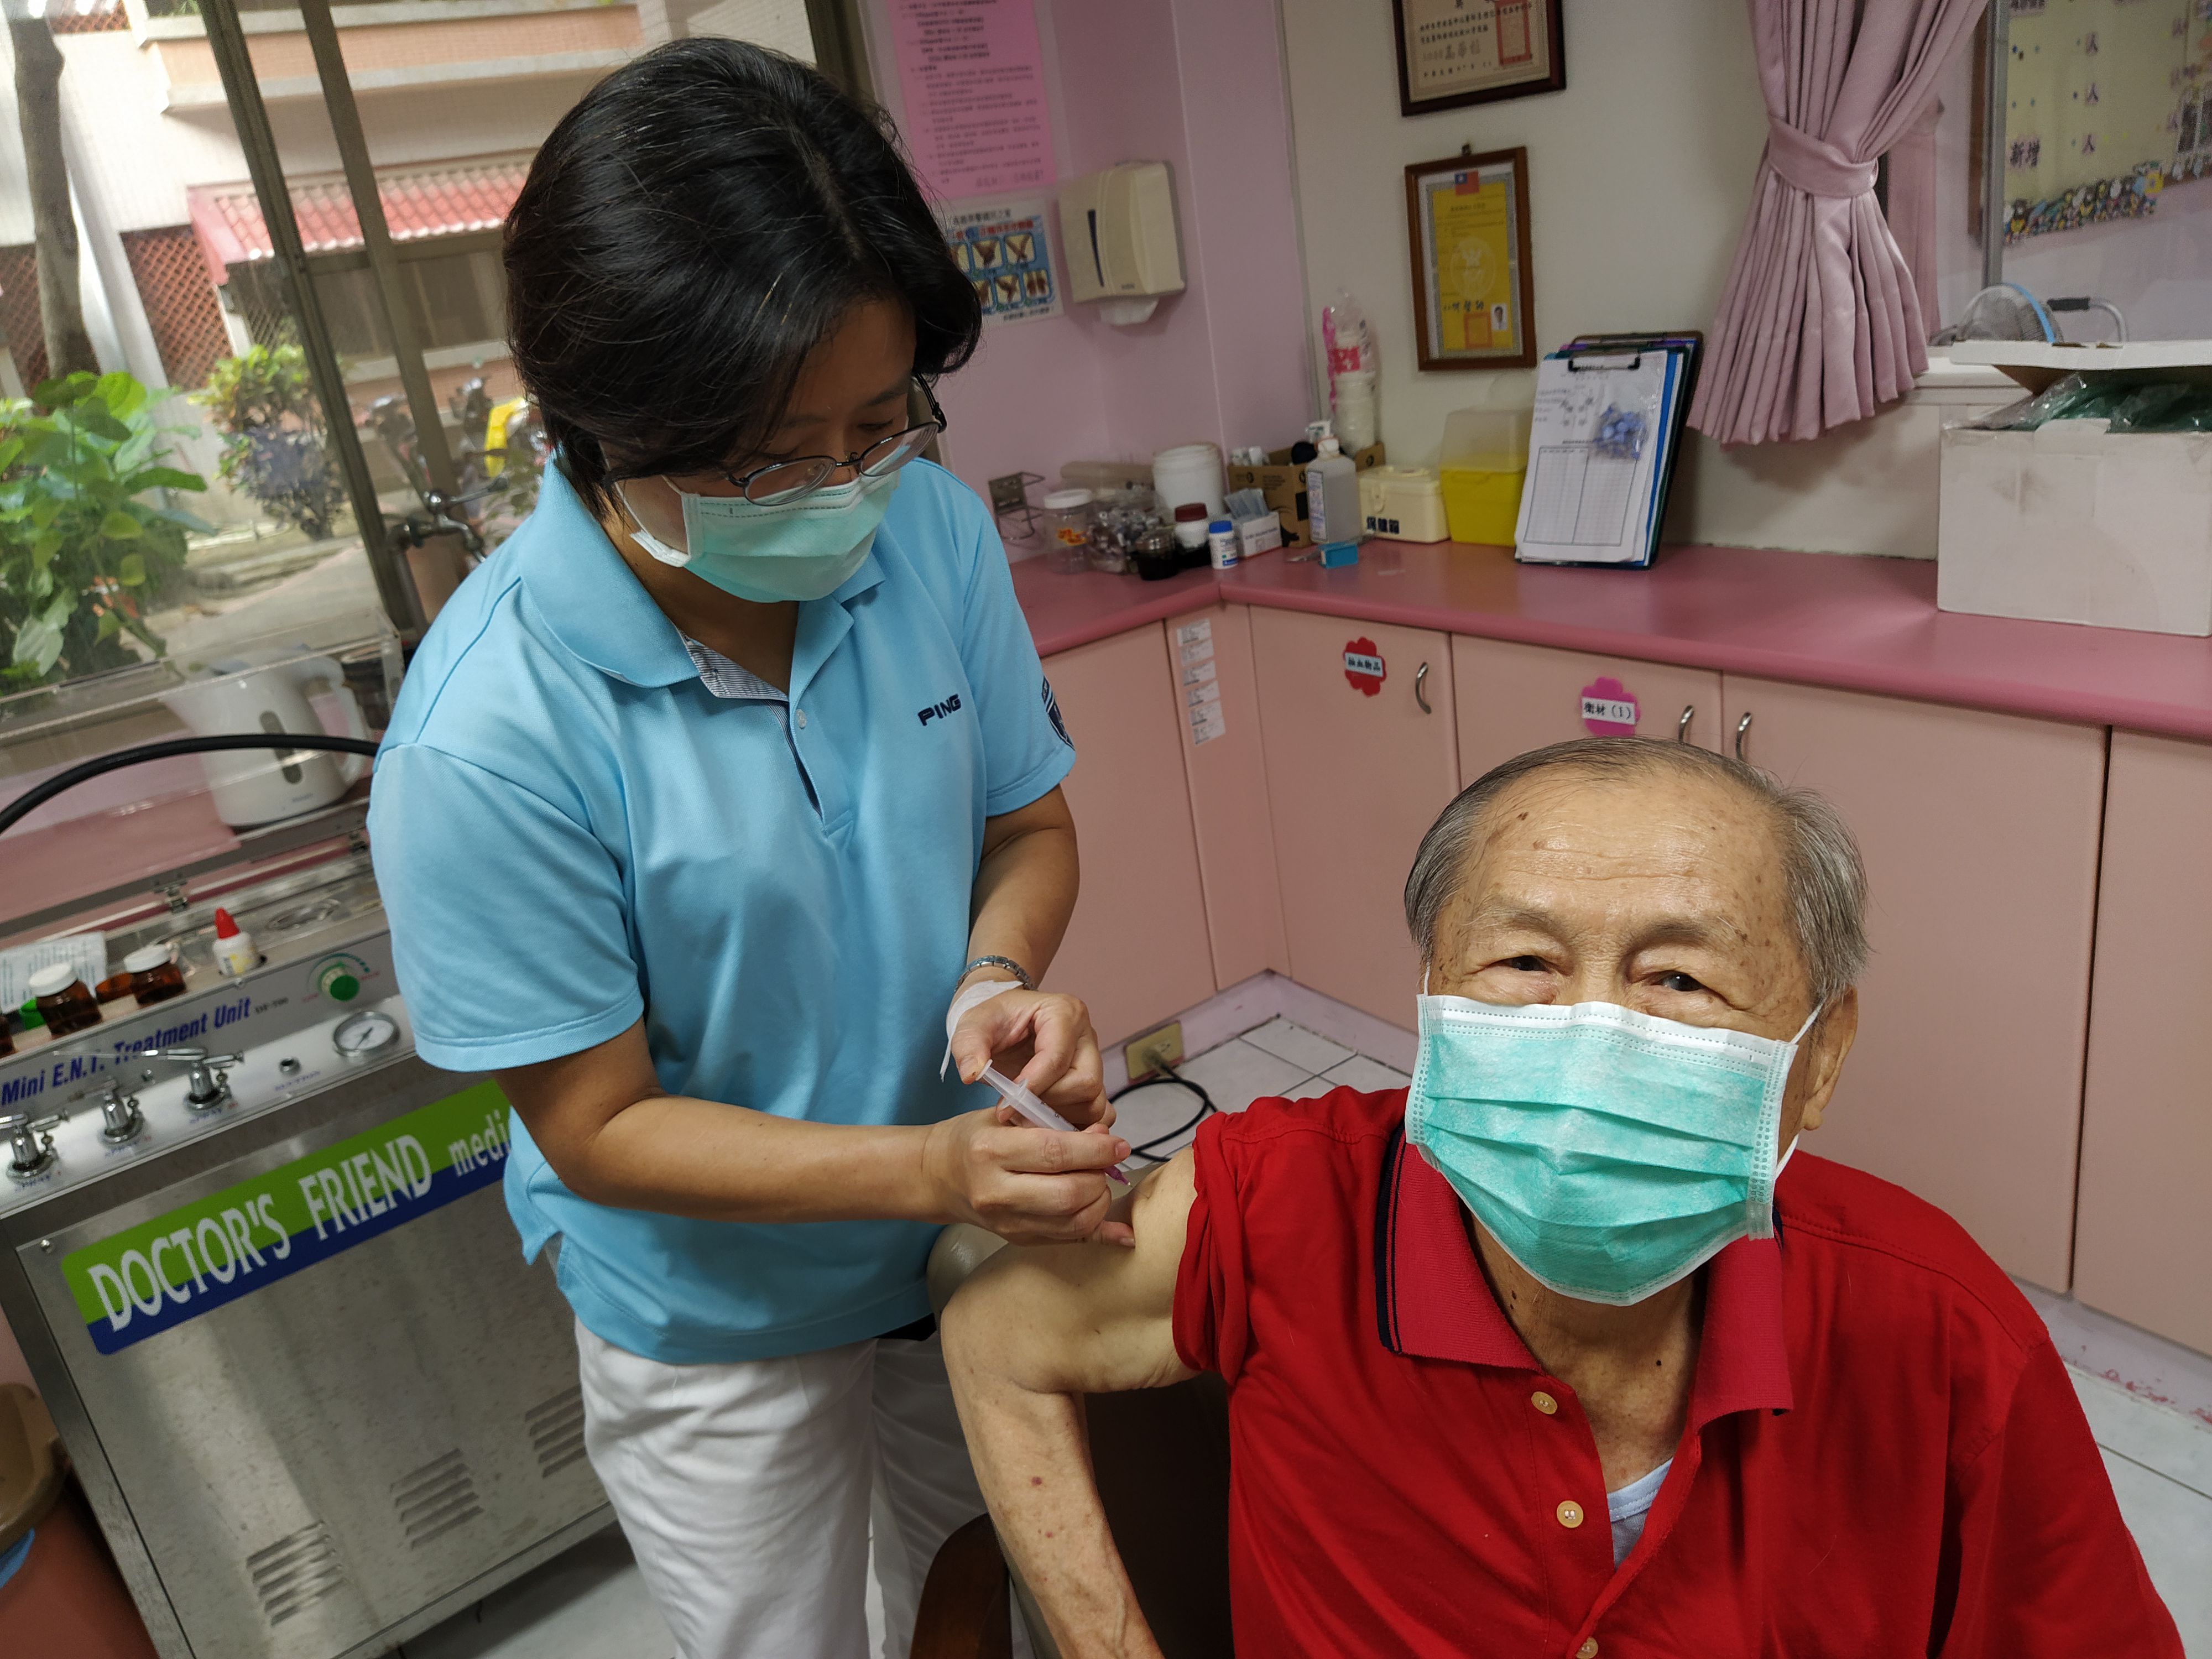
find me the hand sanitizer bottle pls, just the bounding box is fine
[1305,435,1361,549]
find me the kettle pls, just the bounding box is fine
[160,656,370,828]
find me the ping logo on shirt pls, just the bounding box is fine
[1042,678,1072,748]
[917,692,964,727]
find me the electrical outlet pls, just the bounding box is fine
[988,473,1032,514]
[1123,1022,1185,1084]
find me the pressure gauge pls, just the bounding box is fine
[332,1010,400,1062]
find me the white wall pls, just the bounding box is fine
[1279,0,1973,557]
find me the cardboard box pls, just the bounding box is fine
[1228,442,1384,549]
[1939,343,2212,637]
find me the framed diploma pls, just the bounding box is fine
[1406,147,1536,371]
[1391,0,1566,117]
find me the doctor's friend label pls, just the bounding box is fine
[61,1082,513,1354]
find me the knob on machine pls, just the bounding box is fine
[98,1077,144,1144]
[2,1112,60,1180]
[143,1046,244,1112]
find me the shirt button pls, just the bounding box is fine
[1577,1641,1600,1659]
[795,708,808,729]
[1556,1499,1584,1529]
[1531,1390,1559,1415]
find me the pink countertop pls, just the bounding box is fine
[1014,542,2212,741]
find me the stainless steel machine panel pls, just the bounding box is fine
[4,1056,602,1659]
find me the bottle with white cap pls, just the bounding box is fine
[1304,434,1361,549]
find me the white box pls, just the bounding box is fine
[1938,343,2212,637]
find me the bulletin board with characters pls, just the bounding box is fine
[942,199,1062,325]
[2000,0,2212,240]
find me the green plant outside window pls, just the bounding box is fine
[0,372,211,687]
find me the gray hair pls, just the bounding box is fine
[1404,737,1869,1006]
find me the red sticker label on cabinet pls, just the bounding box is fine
[1579,676,1639,735]
[1344,639,1386,696]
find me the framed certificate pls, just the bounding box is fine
[1406,147,1536,371]
[1392,0,1566,117]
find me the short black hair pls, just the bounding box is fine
[504,39,982,514]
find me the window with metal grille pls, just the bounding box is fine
[225,244,504,362]
[121,226,231,391]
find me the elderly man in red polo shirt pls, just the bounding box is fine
[943,736,2181,1658]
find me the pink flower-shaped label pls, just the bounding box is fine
[1579,676,1639,735]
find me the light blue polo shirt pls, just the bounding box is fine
[367,458,1074,1363]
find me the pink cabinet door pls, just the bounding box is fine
[1044,625,1218,1046]
[2074,732,2212,1352]
[1452,637,1724,780]
[1171,606,1290,989]
[1250,607,1459,1030]
[1721,677,2104,1289]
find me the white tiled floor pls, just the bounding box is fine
[1110,1018,1410,1167]
[400,1016,2212,1657]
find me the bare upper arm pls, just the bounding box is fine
[493,1019,662,1192]
[944,1147,1197,1395]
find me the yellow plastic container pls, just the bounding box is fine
[1439,408,1531,546]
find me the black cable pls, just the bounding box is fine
[1109,1058,1216,1162]
[0,733,382,839]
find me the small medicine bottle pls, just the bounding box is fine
[1172,502,1211,567]
[28,962,102,1039]
[1207,518,1240,570]
[212,906,259,977]
[125,943,187,1007]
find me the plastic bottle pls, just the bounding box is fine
[1207,518,1240,570]
[212,907,259,977]
[1322,291,1379,453]
[1172,502,1211,569]
[1304,435,1361,547]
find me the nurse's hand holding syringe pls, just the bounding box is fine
[979,1065,1129,1186]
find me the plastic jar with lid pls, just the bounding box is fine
[1133,526,1181,582]
[1037,489,1097,573]
[1172,502,1211,568]
[124,943,187,1008]
[28,963,101,1038]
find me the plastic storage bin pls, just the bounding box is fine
[1439,408,1531,546]
[1359,466,1448,542]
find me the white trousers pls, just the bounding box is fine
[575,1318,999,1659]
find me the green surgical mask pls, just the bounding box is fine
[618,469,900,603]
[1404,994,1818,1306]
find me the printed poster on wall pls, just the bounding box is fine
[889,0,1056,201]
[942,197,1061,324]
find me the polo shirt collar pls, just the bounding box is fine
[1374,1127,1793,1423]
[519,461,888,690]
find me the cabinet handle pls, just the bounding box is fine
[1734,711,1754,761]
[1676,705,1695,743]
[1414,661,1432,714]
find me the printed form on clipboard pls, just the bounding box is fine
[1514,348,1683,568]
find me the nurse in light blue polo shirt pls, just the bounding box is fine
[367,41,1128,1659]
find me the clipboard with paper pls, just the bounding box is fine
[1513,336,1699,567]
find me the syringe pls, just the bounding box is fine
[978,1065,1130,1186]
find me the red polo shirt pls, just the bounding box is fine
[1171,1087,2180,1658]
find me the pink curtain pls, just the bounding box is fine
[1691,0,1987,447]
[1884,96,1945,330]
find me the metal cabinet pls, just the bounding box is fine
[1042,624,1218,1047]
[1249,608,1459,1030]
[1452,636,1723,779]
[2073,732,2212,1353]
[1720,676,2105,1290]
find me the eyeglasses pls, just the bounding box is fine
[716,380,948,507]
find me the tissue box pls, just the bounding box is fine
[1938,342,2212,637]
